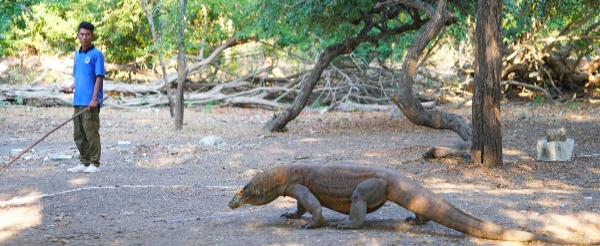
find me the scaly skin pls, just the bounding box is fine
[229,163,598,245]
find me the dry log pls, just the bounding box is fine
[584,57,600,74]
[333,102,393,112]
[422,146,470,159]
[502,63,528,80]
[501,80,553,101]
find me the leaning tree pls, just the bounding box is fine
[254,0,472,142]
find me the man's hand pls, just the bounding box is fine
[60,85,74,94]
[88,98,98,111]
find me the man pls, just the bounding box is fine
[62,21,105,173]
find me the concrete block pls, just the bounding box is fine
[537,138,574,161]
[117,141,132,152]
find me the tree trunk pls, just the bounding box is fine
[263,41,353,132]
[174,0,187,130]
[390,0,472,141]
[471,0,503,167]
[141,0,175,117]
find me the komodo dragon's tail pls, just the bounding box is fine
[387,174,598,245]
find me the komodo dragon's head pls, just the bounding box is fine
[229,169,284,209]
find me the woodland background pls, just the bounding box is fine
[0,0,599,134]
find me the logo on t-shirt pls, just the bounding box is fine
[85,57,91,64]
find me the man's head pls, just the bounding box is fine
[77,21,95,49]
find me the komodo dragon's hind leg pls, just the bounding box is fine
[337,178,387,229]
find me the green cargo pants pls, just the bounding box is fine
[73,106,101,167]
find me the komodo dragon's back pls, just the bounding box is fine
[229,163,599,245]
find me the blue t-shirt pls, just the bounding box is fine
[72,46,105,106]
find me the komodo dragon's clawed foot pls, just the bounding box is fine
[335,220,362,229]
[301,218,324,229]
[281,212,302,219]
[405,214,430,225]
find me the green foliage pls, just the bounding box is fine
[312,102,325,108]
[247,0,417,62]
[0,0,597,86]
[533,95,545,104]
[203,101,222,113]
[570,102,581,109]
[140,97,150,105]
[94,0,151,64]
[0,0,246,68]
[0,66,36,84]
[503,0,600,40]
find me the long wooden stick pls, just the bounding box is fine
[0,97,108,175]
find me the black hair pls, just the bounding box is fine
[78,21,95,33]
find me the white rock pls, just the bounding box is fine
[10,149,23,155]
[200,136,225,146]
[243,169,261,178]
[49,154,72,160]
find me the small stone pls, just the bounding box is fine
[243,169,261,178]
[200,136,225,146]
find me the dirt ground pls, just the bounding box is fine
[1,101,599,246]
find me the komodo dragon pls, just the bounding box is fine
[229,163,598,245]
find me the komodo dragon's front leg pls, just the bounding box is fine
[282,184,325,229]
[336,178,387,229]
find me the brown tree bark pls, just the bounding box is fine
[174,0,187,130]
[390,0,472,141]
[471,0,503,167]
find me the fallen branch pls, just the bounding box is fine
[502,80,553,102]
[422,146,470,159]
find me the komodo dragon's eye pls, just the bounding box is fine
[239,184,251,195]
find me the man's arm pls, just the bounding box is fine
[88,75,103,111]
